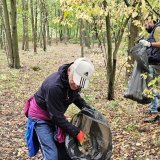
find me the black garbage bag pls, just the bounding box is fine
[130,43,149,72]
[124,61,151,104]
[65,107,112,160]
[55,141,71,160]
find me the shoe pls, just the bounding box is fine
[143,115,160,123]
[144,110,158,115]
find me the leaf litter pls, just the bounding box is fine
[0,43,160,160]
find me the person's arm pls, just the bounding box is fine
[73,93,92,110]
[152,27,160,48]
[150,42,160,48]
[139,26,160,48]
[46,85,80,137]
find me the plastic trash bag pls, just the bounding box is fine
[65,107,112,160]
[124,61,151,104]
[130,43,149,72]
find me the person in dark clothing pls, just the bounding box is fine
[25,57,95,160]
[139,18,160,115]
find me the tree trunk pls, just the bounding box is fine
[54,3,58,44]
[41,0,46,51]
[105,13,113,100]
[10,0,20,68]
[126,18,139,79]
[39,8,43,48]
[22,0,25,50]
[46,10,51,46]
[2,0,14,67]
[76,23,79,38]
[80,19,84,57]
[83,21,91,49]
[64,26,67,45]
[34,0,38,52]
[103,0,130,100]
[0,6,3,49]
[30,0,37,52]
[59,25,63,41]
[43,19,46,51]
[30,0,34,43]
[24,0,29,51]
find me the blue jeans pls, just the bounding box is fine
[150,94,159,113]
[149,66,159,113]
[34,119,58,160]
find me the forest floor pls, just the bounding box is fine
[0,43,160,160]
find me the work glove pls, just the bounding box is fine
[139,39,151,47]
[76,130,84,145]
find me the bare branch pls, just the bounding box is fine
[145,0,160,17]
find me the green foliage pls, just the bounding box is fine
[141,72,160,99]
[1,0,160,49]
[152,137,160,147]
[126,123,137,132]
[68,37,80,44]
[107,100,119,109]
[84,94,95,104]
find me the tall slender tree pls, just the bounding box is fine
[2,0,20,68]
[22,0,29,51]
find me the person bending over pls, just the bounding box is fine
[25,57,95,160]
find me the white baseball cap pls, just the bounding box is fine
[72,57,95,88]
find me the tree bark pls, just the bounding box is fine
[0,6,3,49]
[2,0,14,67]
[126,19,139,79]
[30,0,37,52]
[10,0,20,68]
[24,0,29,50]
[80,19,84,57]
[22,0,29,51]
[105,13,113,100]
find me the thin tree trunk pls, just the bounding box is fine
[24,0,29,51]
[83,21,91,49]
[2,0,14,67]
[54,4,58,44]
[105,13,113,100]
[64,26,67,45]
[22,0,25,50]
[76,23,79,38]
[80,19,84,57]
[39,8,43,48]
[46,10,51,46]
[59,25,63,41]
[22,0,29,51]
[34,0,38,52]
[10,0,20,68]
[30,0,37,52]
[2,18,6,50]
[41,0,46,51]
[30,0,34,43]
[0,6,3,49]
[126,19,139,79]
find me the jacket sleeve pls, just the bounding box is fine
[73,93,91,110]
[45,85,80,137]
[154,26,160,42]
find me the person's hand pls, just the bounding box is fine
[76,130,84,145]
[139,39,151,47]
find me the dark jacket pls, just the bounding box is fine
[34,63,88,137]
[147,21,160,64]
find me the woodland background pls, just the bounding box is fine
[0,0,160,159]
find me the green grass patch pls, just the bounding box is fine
[107,100,119,109]
[126,123,137,132]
